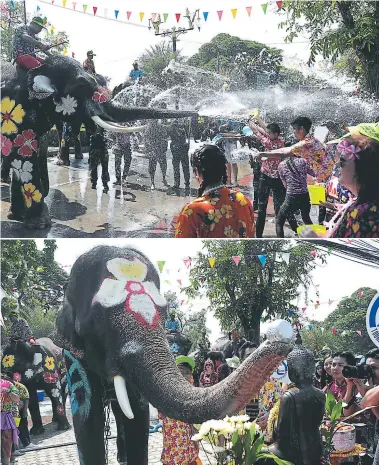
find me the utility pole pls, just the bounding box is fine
[23,0,27,24]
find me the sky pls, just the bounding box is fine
[26,0,314,84]
[34,238,379,343]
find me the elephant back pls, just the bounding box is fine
[1,340,60,386]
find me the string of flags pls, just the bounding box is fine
[27,0,285,25]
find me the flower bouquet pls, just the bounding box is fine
[192,414,292,465]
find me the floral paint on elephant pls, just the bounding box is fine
[64,349,91,420]
[92,257,167,329]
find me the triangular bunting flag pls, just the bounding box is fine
[356,330,362,336]
[92,6,97,15]
[127,11,132,20]
[72,52,75,58]
[183,258,192,269]
[180,300,184,306]
[328,299,333,305]
[175,13,181,23]
[139,12,144,22]
[152,13,157,21]
[62,0,66,7]
[51,0,54,4]
[203,11,209,21]
[321,327,325,333]
[103,8,108,17]
[72,2,76,9]
[358,290,363,297]
[177,279,182,286]
[217,10,223,20]
[83,4,87,13]
[246,6,252,16]
[302,307,306,312]
[310,250,317,258]
[289,311,294,317]
[10,0,14,7]
[208,258,216,268]
[315,300,320,309]
[260,317,265,323]
[332,327,337,335]
[282,253,290,264]
[157,261,165,273]
[231,8,237,18]
[261,3,268,14]
[63,49,67,55]
[327,247,333,255]
[341,330,346,336]
[36,5,41,11]
[276,0,283,8]
[232,255,241,266]
[199,277,205,283]
[163,13,168,22]
[258,254,267,267]
[114,10,119,19]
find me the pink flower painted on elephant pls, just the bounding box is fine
[43,372,58,384]
[92,87,110,103]
[1,135,13,156]
[13,372,22,382]
[57,405,65,415]
[13,130,38,157]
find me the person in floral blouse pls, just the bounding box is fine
[175,144,255,238]
[1,375,20,465]
[301,123,379,238]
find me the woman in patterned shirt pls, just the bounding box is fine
[301,124,379,238]
[175,144,255,238]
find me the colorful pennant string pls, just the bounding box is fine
[157,261,165,273]
[232,256,241,266]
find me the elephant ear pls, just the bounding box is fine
[54,296,85,359]
[27,68,57,100]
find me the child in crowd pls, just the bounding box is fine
[1,376,20,465]
[89,128,110,193]
[160,356,202,465]
[276,156,316,237]
[112,132,132,186]
[12,380,31,450]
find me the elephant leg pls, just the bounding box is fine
[65,351,106,465]
[28,384,44,435]
[110,401,127,463]
[44,383,70,430]
[74,132,83,159]
[56,124,70,166]
[115,391,150,465]
[38,148,50,197]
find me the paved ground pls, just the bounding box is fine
[17,398,215,464]
[1,147,295,238]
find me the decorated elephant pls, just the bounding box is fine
[1,338,70,434]
[166,332,192,356]
[1,55,196,229]
[53,245,292,465]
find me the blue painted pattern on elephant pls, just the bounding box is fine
[64,350,91,421]
[78,449,85,465]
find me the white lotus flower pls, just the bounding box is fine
[55,95,78,116]
[191,433,204,441]
[92,257,166,328]
[25,369,34,379]
[11,159,33,183]
[219,424,236,435]
[33,353,42,365]
[208,420,231,432]
[199,422,212,436]
[229,414,250,423]
[51,388,60,397]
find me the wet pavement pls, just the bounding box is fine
[17,398,215,465]
[1,148,293,238]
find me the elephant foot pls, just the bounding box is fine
[1,176,11,183]
[56,158,70,166]
[30,425,45,435]
[56,419,71,431]
[7,209,25,222]
[75,153,84,160]
[24,204,52,230]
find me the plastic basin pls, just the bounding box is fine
[37,391,44,402]
[297,224,327,236]
[308,184,326,205]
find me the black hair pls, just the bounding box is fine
[266,123,281,136]
[207,351,225,363]
[217,362,231,381]
[191,144,228,197]
[365,348,379,360]
[345,135,379,205]
[291,116,312,135]
[333,351,356,366]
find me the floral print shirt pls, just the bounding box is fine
[0,379,19,413]
[175,187,255,238]
[258,133,284,178]
[332,202,379,238]
[292,135,333,183]
[323,380,347,401]
[258,377,282,417]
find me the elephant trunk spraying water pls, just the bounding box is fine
[54,245,293,465]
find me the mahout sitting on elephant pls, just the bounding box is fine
[1,54,196,229]
[1,337,70,434]
[53,245,293,465]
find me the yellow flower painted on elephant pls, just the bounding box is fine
[22,183,42,208]
[1,97,25,134]
[220,204,233,219]
[45,357,55,370]
[224,225,238,238]
[181,205,193,217]
[236,191,247,206]
[2,355,15,368]
[207,209,222,224]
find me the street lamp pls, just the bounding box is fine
[148,8,201,60]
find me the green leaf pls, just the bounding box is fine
[258,453,293,465]
[325,391,336,416]
[232,431,240,446]
[331,400,343,421]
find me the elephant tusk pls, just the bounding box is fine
[91,116,146,133]
[114,375,134,420]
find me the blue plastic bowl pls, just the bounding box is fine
[37,391,44,402]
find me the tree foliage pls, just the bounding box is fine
[301,287,377,356]
[184,240,325,344]
[1,0,69,63]
[277,0,379,96]
[1,240,68,321]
